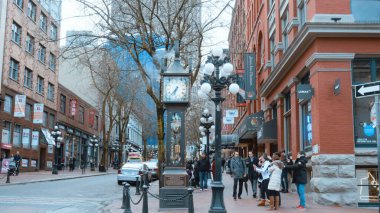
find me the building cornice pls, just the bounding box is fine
[305,53,355,68]
[259,23,380,97]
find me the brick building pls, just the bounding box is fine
[0,0,61,172]
[227,0,380,207]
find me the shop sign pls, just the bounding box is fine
[32,131,39,147]
[226,109,238,118]
[31,160,37,167]
[70,99,78,116]
[297,84,314,100]
[33,103,44,124]
[67,128,74,134]
[14,95,26,117]
[47,161,52,168]
[48,145,53,154]
[22,159,29,167]
[223,116,234,124]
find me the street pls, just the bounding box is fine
[0,174,120,213]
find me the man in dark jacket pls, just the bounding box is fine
[14,151,21,176]
[280,151,293,193]
[231,151,246,200]
[285,151,308,210]
[197,153,211,191]
[246,151,259,198]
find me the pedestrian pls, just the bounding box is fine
[221,158,226,173]
[14,151,21,176]
[69,157,74,172]
[246,151,259,198]
[285,151,308,210]
[197,153,210,191]
[253,153,271,206]
[72,156,76,171]
[81,159,86,174]
[230,151,246,200]
[186,160,193,181]
[280,151,293,193]
[193,157,200,188]
[267,152,284,211]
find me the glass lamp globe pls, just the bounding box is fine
[211,125,215,130]
[212,48,223,58]
[204,63,214,75]
[201,132,205,136]
[199,126,204,132]
[200,117,206,123]
[223,63,233,75]
[201,83,212,94]
[203,108,209,114]
[229,83,240,95]
[208,116,213,122]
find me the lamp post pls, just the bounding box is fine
[198,48,240,213]
[90,135,99,171]
[199,108,215,162]
[51,125,63,175]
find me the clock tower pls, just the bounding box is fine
[159,42,192,210]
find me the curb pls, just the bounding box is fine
[0,172,116,186]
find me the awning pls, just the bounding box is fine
[257,119,277,144]
[221,134,238,148]
[41,128,56,146]
[235,110,264,140]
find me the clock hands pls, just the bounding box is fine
[171,86,179,96]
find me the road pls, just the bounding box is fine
[0,174,122,213]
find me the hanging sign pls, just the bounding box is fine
[70,99,78,116]
[14,95,26,117]
[33,103,44,124]
[226,109,239,118]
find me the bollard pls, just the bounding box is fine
[124,183,132,213]
[121,183,127,209]
[135,176,141,195]
[139,174,143,190]
[5,170,10,184]
[188,187,194,213]
[142,185,149,213]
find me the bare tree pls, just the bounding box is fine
[63,0,233,183]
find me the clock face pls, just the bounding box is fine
[163,76,190,102]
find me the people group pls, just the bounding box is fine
[187,149,308,211]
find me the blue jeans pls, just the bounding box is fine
[281,170,288,191]
[200,171,208,190]
[296,184,306,207]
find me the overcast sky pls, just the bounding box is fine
[60,0,234,51]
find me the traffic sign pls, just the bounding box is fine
[355,81,380,98]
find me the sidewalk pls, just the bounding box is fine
[0,168,115,186]
[106,172,377,213]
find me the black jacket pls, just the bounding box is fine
[246,156,259,179]
[197,158,211,172]
[286,156,308,184]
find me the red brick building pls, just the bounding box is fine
[227,0,380,207]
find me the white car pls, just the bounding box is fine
[117,163,152,185]
[145,159,158,179]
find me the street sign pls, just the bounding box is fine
[355,81,380,98]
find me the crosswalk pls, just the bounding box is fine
[0,195,105,207]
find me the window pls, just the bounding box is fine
[4,95,12,113]
[270,34,275,69]
[50,24,57,41]
[12,22,22,45]
[281,9,289,51]
[2,121,12,144]
[298,1,306,27]
[25,34,34,54]
[14,0,23,9]
[352,58,380,147]
[301,101,312,150]
[284,92,291,154]
[49,53,56,71]
[357,167,379,205]
[25,103,32,121]
[39,12,47,32]
[24,67,33,88]
[95,115,98,130]
[38,44,46,63]
[27,0,36,21]
[43,111,48,126]
[49,114,55,129]
[47,83,54,100]
[9,58,19,81]
[79,106,84,123]
[13,125,22,147]
[37,76,44,94]
[22,128,31,149]
[272,104,277,119]
[352,0,380,23]
[60,94,66,113]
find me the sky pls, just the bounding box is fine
[60,0,235,52]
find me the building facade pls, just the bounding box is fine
[57,84,100,169]
[228,0,380,207]
[0,0,61,172]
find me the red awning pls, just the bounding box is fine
[0,143,12,149]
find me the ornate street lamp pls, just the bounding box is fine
[199,108,215,162]
[90,135,99,171]
[198,48,239,213]
[51,125,63,175]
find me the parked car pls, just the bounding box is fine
[117,163,152,185]
[145,158,158,179]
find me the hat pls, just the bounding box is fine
[299,151,306,156]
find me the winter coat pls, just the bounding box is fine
[246,156,259,180]
[230,157,246,179]
[197,158,211,172]
[286,156,308,184]
[268,160,284,191]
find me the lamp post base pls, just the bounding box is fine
[209,181,226,213]
[52,165,58,175]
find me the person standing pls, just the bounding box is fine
[211,158,216,180]
[81,158,86,174]
[221,158,226,173]
[254,153,271,206]
[267,152,284,211]
[285,151,308,210]
[14,151,21,176]
[197,153,210,191]
[246,151,259,198]
[72,156,76,171]
[69,157,74,172]
[193,157,200,189]
[280,151,293,193]
[230,151,246,200]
